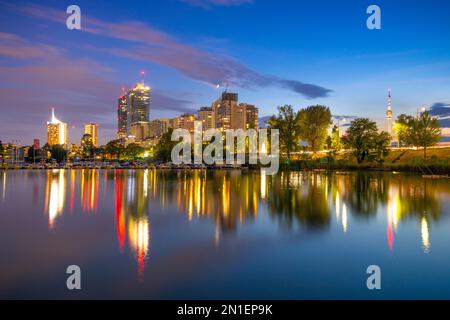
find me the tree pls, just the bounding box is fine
[330,125,342,152]
[342,118,389,164]
[267,105,301,159]
[408,111,441,160]
[298,105,332,153]
[0,141,5,165]
[81,133,94,159]
[125,143,144,160]
[393,114,414,147]
[105,139,125,160]
[369,131,391,165]
[155,128,177,162]
[50,144,67,163]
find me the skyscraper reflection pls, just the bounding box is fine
[44,170,66,229]
[114,170,151,278]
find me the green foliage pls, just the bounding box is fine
[407,111,441,159]
[298,105,332,153]
[125,143,144,160]
[50,144,67,163]
[267,105,301,159]
[330,125,342,152]
[81,133,94,158]
[342,118,390,164]
[155,128,177,162]
[105,139,125,160]
[393,114,414,146]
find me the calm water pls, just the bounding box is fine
[1,169,450,299]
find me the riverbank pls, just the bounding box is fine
[282,147,450,174]
[2,147,450,174]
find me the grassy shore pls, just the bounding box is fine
[281,147,450,174]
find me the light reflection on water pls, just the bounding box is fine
[0,169,449,299]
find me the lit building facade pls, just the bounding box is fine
[198,107,215,131]
[127,82,151,139]
[47,108,68,148]
[84,123,98,147]
[117,95,127,140]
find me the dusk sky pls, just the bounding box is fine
[1,0,450,145]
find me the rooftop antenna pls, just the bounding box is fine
[140,70,145,85]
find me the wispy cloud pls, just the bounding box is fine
[0,31,193,143]
[12,3,332,99]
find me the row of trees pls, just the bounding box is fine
[267,105,442,163]
[267,105,332,158]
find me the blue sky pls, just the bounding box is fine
[1,0,450,144]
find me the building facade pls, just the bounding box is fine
[117,95,127,140]
[84,123,98,147]
[198,107,215,131]
[47,108,68,148]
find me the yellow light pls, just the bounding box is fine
[421,217,430,253]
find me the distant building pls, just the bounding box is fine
[127,82,151,138]
[216,92,238,131]
[47,108,68,148]
[117,95,127,140]
[33,139,40,150]
[84,123,98,147]
[198,107,215,131]
[240,103,259,129]
[149,118,171,139]
[177,113,197,134]
[213,92,258,131]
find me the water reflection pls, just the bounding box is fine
[113,170,150,278]
[44,170,66,229]
[36,170,447,279]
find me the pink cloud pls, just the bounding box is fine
[12,3,332,99]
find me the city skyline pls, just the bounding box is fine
[1,0,450,145]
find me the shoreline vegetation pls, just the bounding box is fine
[2,147,450,175]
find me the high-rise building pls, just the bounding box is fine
[47,108,68,147]
[386,90,393,137]
[214,92,258,131]
[117,95,127,140]
[84,123,98,147]
[198,107,215,131]
[216,92,238,131]
[177,113,197,134]
[240,103,259,129]
[127,81,151,139]
[149,119,169,138]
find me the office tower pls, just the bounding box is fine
[198,107,215,131]
[117,95,127,139]
[216,92,238,131]
[149,119,165,138]
[84,123,98,147]
[127,81,151,140]
[177,113,197,134]
[47,108,68,147]
[241,103,259,129]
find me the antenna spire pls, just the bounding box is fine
[140,70,145,85]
